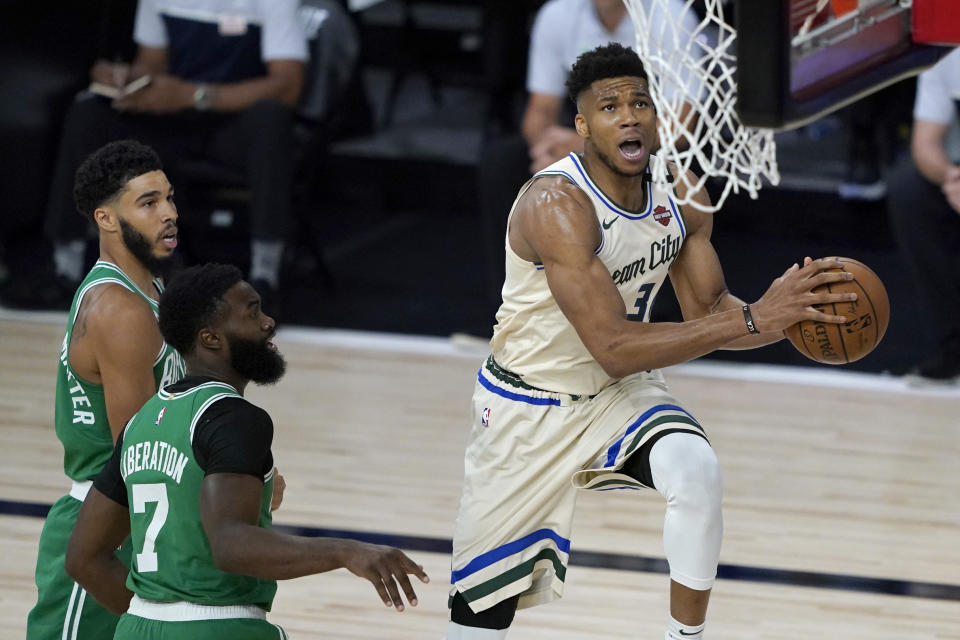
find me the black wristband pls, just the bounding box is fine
[742,304,759,334]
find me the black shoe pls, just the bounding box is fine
[906,334,960,386]
[250,278,281,321]
[0,269,77,310]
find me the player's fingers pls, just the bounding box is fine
[801,257,843,275]
[369,575,393,608]
[777,262,799,282]
[392,568,420,607]
[807,270,854,288]
[394,552,429,581]
[802,304,847,322]
[806,309,847,324]
[795,258,831,279]
[410,562,430,584]
[378,569,406,611]
[808,290,857,306]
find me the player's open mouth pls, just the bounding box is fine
[160,228,178,249]
[266,339,278,352]
[619,139,645,161]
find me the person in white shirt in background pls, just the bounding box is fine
[886,47,960,384]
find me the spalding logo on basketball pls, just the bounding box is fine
[784,257,890,365]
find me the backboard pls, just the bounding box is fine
[735,0,959,129]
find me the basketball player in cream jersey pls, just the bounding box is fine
[447,44,856,640]
[27,140,186,640]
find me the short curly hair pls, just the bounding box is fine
[73,139,163,223]
[159,263,244,355]
[566,42,648,106]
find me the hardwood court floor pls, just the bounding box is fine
[1,313,959,639]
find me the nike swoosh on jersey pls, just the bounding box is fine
[602,216,618,229]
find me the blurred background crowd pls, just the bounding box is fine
[0,0,957,381]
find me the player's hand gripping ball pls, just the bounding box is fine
[784,257,890,364]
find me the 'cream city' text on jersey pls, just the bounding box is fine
[491,153,687,396]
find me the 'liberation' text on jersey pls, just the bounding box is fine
[121,440,189,484]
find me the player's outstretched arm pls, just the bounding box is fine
[336,540,431,611]
[200,473,429,611]
[65,487,133,615]
[512,178,855,377]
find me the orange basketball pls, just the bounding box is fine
[784,257,890,365]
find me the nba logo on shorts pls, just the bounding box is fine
[481,408,491,427]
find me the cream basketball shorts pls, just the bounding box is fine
[450,356,708,613]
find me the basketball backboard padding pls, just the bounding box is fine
[735,0,951,129]
[913,0,960,45]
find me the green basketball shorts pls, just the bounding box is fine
[27,490,131,640]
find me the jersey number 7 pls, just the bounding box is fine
[132,483,169,573]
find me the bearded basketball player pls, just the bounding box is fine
[26,140,187,640]
[447,44,856,640]
[65,263,429,638]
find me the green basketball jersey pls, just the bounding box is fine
[121,381,277,610]
[55,261,185,482]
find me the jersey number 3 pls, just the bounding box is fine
[627,283,655,321]
[132,483,169,573]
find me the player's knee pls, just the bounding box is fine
[674,459,721,518]
[656,437,723,585]
[652,434,723,514]
[671,476,722,534]
[450,591,518,630]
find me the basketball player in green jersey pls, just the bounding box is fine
[447,44,857,640]
[27,140,186,640]
[64,263,429,638]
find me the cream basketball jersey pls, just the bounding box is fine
[491,153,687,396]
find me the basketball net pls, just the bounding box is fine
[622,0,779,212]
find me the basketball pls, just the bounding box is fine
[784,257,890,365]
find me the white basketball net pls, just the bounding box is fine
[623,0,779,212]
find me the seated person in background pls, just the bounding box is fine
[477,0,704,325]
[886,46,960,384]
[42,0,307,315]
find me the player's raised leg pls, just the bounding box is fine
[648,432,723,640]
